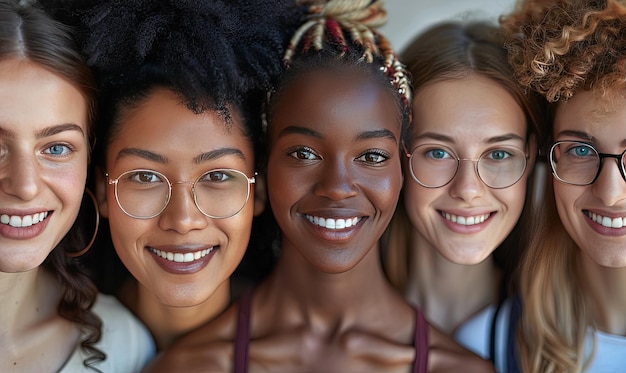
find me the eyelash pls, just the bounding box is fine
[287,146,319,161]
[42,143,75,157]
[357,149,390,164]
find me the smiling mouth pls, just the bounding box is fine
[304,215,362,230]
[440,211,491,226]
[149,247,216,263]
[585,210,626,229]
[0,211,50,228]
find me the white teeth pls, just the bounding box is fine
[588,211,626,229]
[442,212,490,226]
[150,247,215,263]
[0,211,48,228]
[305,215,360,230]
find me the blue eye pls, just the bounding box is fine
[426,148,451,160]
[574,146,591,157]
[43,144,71,156]
[487,150,510,160]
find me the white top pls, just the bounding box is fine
[60,293,156,373]
[454,300,512,373]
[583,328,626,372]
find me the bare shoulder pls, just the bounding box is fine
[427,324,494,373]
[143,304,240,373]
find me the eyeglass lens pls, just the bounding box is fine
[113,169,252,219]
[550,141,626,185]
[409,144,527,189]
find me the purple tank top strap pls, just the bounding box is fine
[233,288,254,373]
[413,307,428,373]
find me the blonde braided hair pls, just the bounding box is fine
[284,0,411,105]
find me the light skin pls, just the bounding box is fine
[144,68,494,373]
[95,88,260,349]
[403,74,535,333]
[0,59,88,371]
[552,90,626,335]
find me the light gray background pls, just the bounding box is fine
[379,0,518,53]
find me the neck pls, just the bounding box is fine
[120,279,230,350]
[582,254,626,335]
[0,269,61,338]
[406,232,498,334]
[262,239,407,327]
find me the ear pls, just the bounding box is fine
[94,166,110,219]
[253,173,267,217]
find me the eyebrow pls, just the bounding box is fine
[193,148,246,164]
[35,123,85,139]
[278,126,323,139]
[278,126,397,143]
[116,148,169,163]
[414,132,525,144]
[355,129,397,143]
[554,130,594,142]
[115,147,246,165]
[0,123,85,139]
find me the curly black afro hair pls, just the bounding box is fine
[43,0,301,164]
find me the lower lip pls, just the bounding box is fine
[304,217,365,243]
[148,247,218,275]
[584,213,626,236]
[0,213,52,240]
[439,212,493,234]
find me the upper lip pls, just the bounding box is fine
[300,208,366,220]
[437,209,495,217]
[584,209,626,218]
[0,208,51,216]
[146,244,217,253]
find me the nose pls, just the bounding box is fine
[1,152,41,201]
[314,158,358,201]
[591,158,626,206]
[447,159,485,202]
[158,182,208,234]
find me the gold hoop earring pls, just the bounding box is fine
[66,188,100,258]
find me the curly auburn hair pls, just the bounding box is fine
[502,0,626,103]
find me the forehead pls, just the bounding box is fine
[106,89,254,163]
[0,59,88,135]
[269,68,401,135]
[554,90,626,140]
[411,75,527,142]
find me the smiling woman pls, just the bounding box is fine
[146,1,495,372]
[62,0,294,351]
[0,0,153,372]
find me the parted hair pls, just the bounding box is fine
[0,0,103,370]
[268,0,412,139]
[502,1,626,372]
[382,21,545,296]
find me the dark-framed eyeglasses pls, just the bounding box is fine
[405,144,528,189]
[106,168,255,219]
[549,140,626,185]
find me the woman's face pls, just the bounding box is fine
[553,90,626,267]
[0,59,89,273]
[404,74,533,265]
[267,68,403,273]
[99,88,256,306]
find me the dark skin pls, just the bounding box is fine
[144,68,494,373]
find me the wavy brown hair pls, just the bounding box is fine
[0,0,103,370]
[502,1,626,371]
